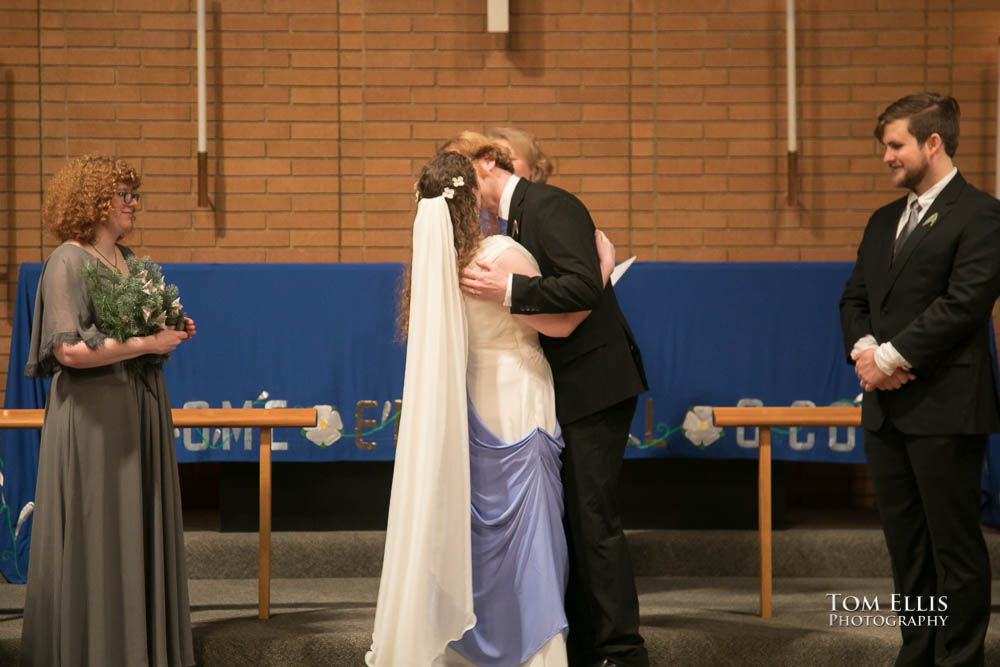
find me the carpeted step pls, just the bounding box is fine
[2,576,998,666]
[183,526,1000,580]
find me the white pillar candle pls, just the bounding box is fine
[487,0,509,33]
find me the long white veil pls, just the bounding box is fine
[366,196,475,665]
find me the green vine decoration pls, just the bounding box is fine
[627,398,861,448]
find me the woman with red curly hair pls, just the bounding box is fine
[21,155,196,666]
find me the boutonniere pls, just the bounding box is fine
[922,212,939,228]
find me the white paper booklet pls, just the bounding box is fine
[610,256,636,286]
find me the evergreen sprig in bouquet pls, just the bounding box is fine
[81,254,186,376]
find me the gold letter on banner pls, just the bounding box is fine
[355,400,378,450]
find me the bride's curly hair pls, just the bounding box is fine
[43,154,140,243]
[397,151,481,339]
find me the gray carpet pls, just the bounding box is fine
[1,524,999,665]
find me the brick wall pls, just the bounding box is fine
[1,0,999,401]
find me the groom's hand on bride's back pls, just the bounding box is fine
[460,260,509,303]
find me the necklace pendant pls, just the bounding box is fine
[91,243,118,270]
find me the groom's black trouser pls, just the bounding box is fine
[561,396,647,667]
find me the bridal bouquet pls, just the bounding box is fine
[81,255,186,376]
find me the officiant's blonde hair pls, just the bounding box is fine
[43,154,140,244]
[397,151,481,339]
[439,131,515,174]
[486,127,553,183]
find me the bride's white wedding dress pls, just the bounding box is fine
[366,198,568,667]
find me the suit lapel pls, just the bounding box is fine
[507,178,529,242]
[868,199,905,307]
[882,172,966,301]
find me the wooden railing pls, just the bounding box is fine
[0,407,318,620]
[711,406,862,619]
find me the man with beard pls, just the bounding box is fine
[840,92,1000,666]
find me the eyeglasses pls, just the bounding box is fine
[116,191,141,204]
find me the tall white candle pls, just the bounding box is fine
[487,0,509,33]
[786,0,796,152]
[197,0,207,154]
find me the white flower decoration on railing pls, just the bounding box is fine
[442,187,455,199]
[682,406,722,448]
[452,176,464,187]
[304,404,344,447]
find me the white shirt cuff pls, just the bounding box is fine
[851,335,878,359]
[503,274,513,308]
[874,342,911,375]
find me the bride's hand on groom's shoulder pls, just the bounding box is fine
[460,260,509,304]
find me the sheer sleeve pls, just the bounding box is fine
[25,245,107,377]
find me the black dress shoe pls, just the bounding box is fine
[596,660,623,667]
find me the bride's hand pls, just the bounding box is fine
[595,229,615,286]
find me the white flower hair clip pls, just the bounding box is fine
[442,187,455,199]
[452,176,465,187]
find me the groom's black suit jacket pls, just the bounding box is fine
[507,178,647,425]
[839,171,1000,434]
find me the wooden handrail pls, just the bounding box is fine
[713,406,860,427]
[0,407,318,621]
[0,408,317,429]
[710,405,862,620]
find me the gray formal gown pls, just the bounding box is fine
[20,243,194,667]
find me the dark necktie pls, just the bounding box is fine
[893,199,921,259]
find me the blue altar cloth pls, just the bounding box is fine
[4,259,994,581]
